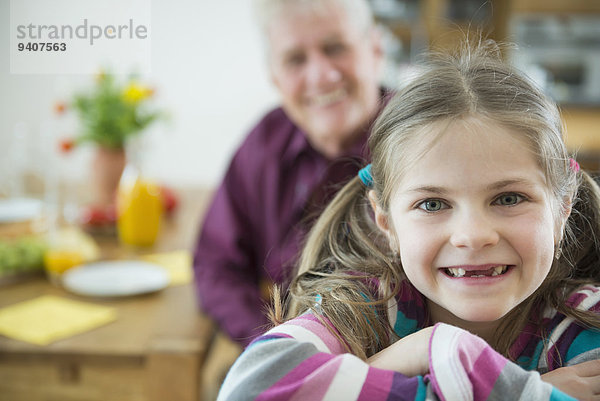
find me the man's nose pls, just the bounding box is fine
[305,53,341,85]
[449,209,500,250]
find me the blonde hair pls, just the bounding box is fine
[276,40,600,361]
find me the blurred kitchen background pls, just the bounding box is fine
[1,0,599,196]
[0,0,278,195]
[1,1,599,400]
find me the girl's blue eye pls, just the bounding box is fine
[495,193,523,206]
[419,199,445,212]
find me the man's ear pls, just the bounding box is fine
[269,64,280,89]
[367,27,384,73]
[370,27,384,60]
[368,189,390,236]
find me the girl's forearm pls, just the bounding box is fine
[367,326,434,376]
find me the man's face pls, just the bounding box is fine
[267,5,382,155]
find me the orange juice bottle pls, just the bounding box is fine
[117,163,163,247]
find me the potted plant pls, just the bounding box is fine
[56,72,163,206]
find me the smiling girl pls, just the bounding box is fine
[217,41,600,401]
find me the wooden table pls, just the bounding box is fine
[0,187,216,401]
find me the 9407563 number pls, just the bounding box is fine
[17,42,67,51]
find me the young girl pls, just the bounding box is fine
[217,41,600,401]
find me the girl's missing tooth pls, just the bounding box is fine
[217,40,600,401]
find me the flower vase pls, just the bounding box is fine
[91,147,126,206]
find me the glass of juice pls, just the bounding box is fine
[44,248,84,285]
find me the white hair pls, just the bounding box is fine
[253,0,375,37]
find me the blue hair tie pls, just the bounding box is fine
[358,164,373,187]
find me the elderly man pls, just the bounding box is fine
[194,0,386,347]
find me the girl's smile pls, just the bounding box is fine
[440,264,511,279]
[376,116,569,338]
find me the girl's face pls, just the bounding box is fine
[373,117,567,334]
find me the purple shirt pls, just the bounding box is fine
[194,100,385,345]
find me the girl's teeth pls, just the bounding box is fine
[492,265,507,276]
[447,265,508,278]
[447,267,466,277]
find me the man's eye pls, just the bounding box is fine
[324,43,346,56]
[285,54,305,67]
[418,199,446,212]
[495,193,523,206]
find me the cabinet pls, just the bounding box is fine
[373,0,600,170]
[372,0,600,58]
[371,0,510,64]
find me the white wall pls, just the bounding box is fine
[0,0,280,191]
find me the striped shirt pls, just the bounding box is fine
[218,285,600,401]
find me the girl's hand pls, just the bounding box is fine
[541,359,600,401]
[367,326,434,377]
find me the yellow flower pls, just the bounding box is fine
[122,83,154,103]
[95,69,106,83]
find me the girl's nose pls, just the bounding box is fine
[449,210,500,250]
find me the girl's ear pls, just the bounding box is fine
[368,190,391,236]
[556,196,573,243]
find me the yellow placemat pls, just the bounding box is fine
[142,250,193,286]
[0,295,117,346]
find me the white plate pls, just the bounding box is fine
[0,198,43,223]
[62,260,169,297]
